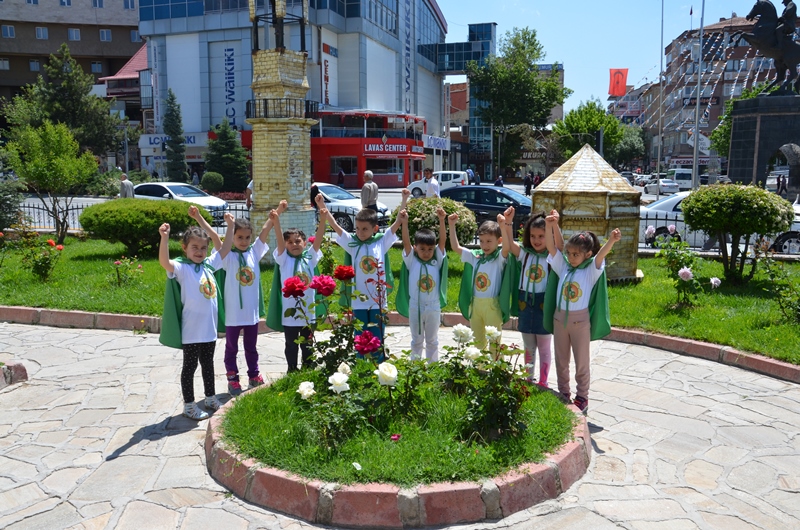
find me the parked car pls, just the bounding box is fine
[407,170,469,197]
[440,185,531,233]
[314,182,389,231]
[133,182,229,223]
[666,168,694,191]
[619,171,635,184]
[644,178,680,195]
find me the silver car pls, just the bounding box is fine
[315,183,389,232]
[133,182,229,223]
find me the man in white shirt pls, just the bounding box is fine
[424,168,440,198]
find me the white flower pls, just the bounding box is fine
[485,326,502,343]
[678,267,693,281]
[337,362,351,375]
[328,372,350,394]
[645,225,656,238]
[710,277,721,289]
[452,324,474,344]
[352,462,362,471]
[668,224,676,234]
[374,362,398,386]
[296,381,316,400]
[464,346,481,360]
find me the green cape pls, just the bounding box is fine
[457,248,513,323]
[338,233,394,309]
[542,255,610,341]
[508,248,550,318]
[266,252,326,332]
[396,251,449,318]
[159,257,225,349]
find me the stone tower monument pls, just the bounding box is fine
[247,0,318,262]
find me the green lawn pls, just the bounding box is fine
[1,237,798,364]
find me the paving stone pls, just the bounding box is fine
[714,491,800,529]
[5,501,82,530]
[727,460,780,494]
[36,430,72,444]
[662,487,724,510]
[14,420,63,434]
[153,455,206,489]
[702,445,749,465]
[630,520,700,530]
[593,438,627,455]
[72,452,103,467]
[78,501,114,519]
[654,459,677,484]
[68,511,113,530]
[593,498,687,520]
[0,497,60,529]
[70,455,160,502]
[683,460,723,490]
[41,448,85,469]
[64,409,115,428]
[160,429,205,456]
[0,482,47,512]
[115,500,180,530]
[41,467,89,495]
[180,507,249,530]
[632,450,649,483]
[5,443,53,461]
[144,487,225,508]
[763,489,800,520]
[699,511,760,529]
[652,432,709,462]
[0,455,38,480]
[591,455,627,482]
[577,484,657,499]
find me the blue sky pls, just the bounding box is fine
[435,0,754,113]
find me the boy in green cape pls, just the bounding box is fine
[396,206,448,362]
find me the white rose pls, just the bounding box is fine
[296,381,316,400]
[337,362,352,375]
[464,346,481,360]
[373,362,398,386]
[452,324,474,344]
[485,326,502,343]
[328,372,350,394]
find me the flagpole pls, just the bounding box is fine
[692,0,705,190]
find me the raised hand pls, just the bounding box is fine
[545,213,558,225]
[188,205,201,219]
[398,209,409,223]
[314,193,326,209]
[497,213,506,224]
[224,212,235,226]
[610,228,622,242]
[448,212,459,223]
[277,200,289,213]
[436,207,446,220]
[269,209,279,221]
[319,207,329,218]
[504,206,515,220]
[550,209,560,222]
[401,188,411,199]
[159,223,170,237]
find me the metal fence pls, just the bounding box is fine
[18,201,88,232]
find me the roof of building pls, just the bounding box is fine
[99,45,147,82]
[536,144,637,193]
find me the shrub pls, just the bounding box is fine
[0,181,23,231]
[79,171,119,197]
[79,198,213,255]
[214,191,246,201]
[390,197,477,250]
[682,185,794,284]
[128,169,151,184]
[201,171,224,193]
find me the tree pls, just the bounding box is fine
[466,27,572,173]
[511,124,565,176]
[608,124,646,168]
[4,121,97,243]
[205,119,249,192]
[709,84,768,158]
[163,89,187,181]
[552,99,623,159]
[1,43,127,155]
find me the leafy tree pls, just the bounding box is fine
[1,43,128,155]
[205,119,249,192]
[608,124,646,168]
[709,84,768,158]
[466,27,572,172]
[163,89,187,181]
[4,121,97,243]
[682,185,793,284]
[552,99,623,158]
[512,125,565,176]
[0,181,24,232]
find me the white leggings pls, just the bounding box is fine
[521,333,552,386]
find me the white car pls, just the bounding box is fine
[644,178,680,195]
[133,182,229,223]
[315,182,390,232]
[407,170,469,198]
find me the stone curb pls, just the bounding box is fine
[0,360,28,391]
[2,305,798,384]
[204,397,590,528]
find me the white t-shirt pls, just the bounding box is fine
[219,240,269,326]
[336,230,398,310]
[547,250,604,312]
[168,254,222,344]
[274,247,322,326]
[518,250,549,295]
[461,248,507,299]
[426,178,440,198]
[402,247,445,308]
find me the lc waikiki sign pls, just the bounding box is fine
[224,47,237,127]
[403,0,414,114]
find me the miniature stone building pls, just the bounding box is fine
[533,144,641,281]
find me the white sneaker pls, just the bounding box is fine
[204,395,222,411]
[183,402,209,421]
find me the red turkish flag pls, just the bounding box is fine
[609,69,628,97]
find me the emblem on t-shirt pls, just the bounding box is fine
[360,255,379,275]
[475,272,491,292]
[237,266,255,286]
[295,271,311,285]
[200,276,217,299]
[418,274,434,293]
[562,281,582,303]
[527,264,545,284]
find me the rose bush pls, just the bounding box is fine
[282,276,308,298]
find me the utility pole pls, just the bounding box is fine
[692,0,706,190]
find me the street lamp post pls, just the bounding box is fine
[691,0,706,190]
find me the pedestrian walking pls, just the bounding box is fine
[120,173,134,198]
[424,168,440,198]
[361,170,379,212]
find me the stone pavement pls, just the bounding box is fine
[0,322,798,530]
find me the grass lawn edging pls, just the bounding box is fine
[203,396,591,528]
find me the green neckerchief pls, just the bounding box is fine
[521,248,548,299]
[467,248,500,320]
[458,247,512,323]
[231,244,253,310]
[266,249,324,333]
[509,247,549,317]
[556,253,594,324]
[339,232,394,308]
[396,250,449,329]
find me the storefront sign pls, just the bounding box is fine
[364,143,409,154]
[521,151,544,160]
[322,43,338,57]
[324,59,330,105]
[422,134,450,151]
[682,97,719,106]
[411,145,424,154]
[224,47,237,127]
[403,0,412,113]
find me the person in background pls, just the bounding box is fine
[523,172,533,196]
[475,172,482,185]
[425,168,440,198]
[494,174,504,187]
[338,168,345,186]
[361,170,379,212]
[245,179,254,210]
[192,171,200,186]
[120,173,134,198]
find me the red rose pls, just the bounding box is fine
[308,236,316,244]
[282,276,308,298]
[309,275,336,297]
[47,239,56,247]
[0,232,4,238]
[354,330,381,355]
[334,265,356,281]
[56,245,64,251]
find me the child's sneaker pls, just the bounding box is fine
[228,380,242,396]
[573,396,589,414]
[183,402,209,421]
[204,395,222,411]
[559,392,572,404]
[249,374,265,388]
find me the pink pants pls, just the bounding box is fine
[552,308,591,399]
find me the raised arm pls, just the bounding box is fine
[551,209,565,251]
[316,194,343,236]
[399,208,412,256]
[218,212,235,259]
[594,228,621,269]
[313,207,327,252]
[447,213,464,255]
[500,206,520,258]
[436,207,447,253]
[271,209,284,256]
[159,223,174,274]
[189,206,221,251]
[259,199,285,243]
[399,188,411,211]
[545,211,558,257]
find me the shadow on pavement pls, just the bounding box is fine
[588,422,605,454]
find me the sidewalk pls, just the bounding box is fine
[0,322,798,529]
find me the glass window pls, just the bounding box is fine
[30,59,40,71]
[1,25,15,38]
[131,30,140,42]
[0,58,9,70]
[35,27,48,39]
[100,29,111,41]
[60,0,71,5]
[68,28,80,40]
[124,0,135,8]
[330,157,357,175]
[93,0,103,7]
[27,0,38,4]
[91,62,102,73]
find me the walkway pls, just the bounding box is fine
[0,323,798,529]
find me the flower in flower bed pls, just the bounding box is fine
[354,331,381,356]
[452,324,474,344]
[645,225,656,238]
[678,267,693,281]
[309,275,336,297]
[374,362,398,386]
[464,346,481,361]
[328,372,350,394]
[334,265,356,281]
[109,255,144,287]
[47,239,56,247]
[390,434,401,442]
[337,362,351,375]
[485,326,501,343]
[710,277,721,289]
[308,236,316,244]
[668,224,676,235]
[297,381,316,400]
[282,276,308,298]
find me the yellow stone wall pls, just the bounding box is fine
[251,50,311,101]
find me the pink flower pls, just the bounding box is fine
[645,225,656,238]
[710,277,721,289]
[668,224,676,234]
[308,236,316,244]
[282,276,308,298]
[354,330,381,356]
[47,239,56,247]
[114,260,122,265]
[137,264,143,269]
[309,275,336,297]
[678,267,693,281]
[390,434,401,442]
[0,232,4,238]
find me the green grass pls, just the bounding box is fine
[222,368,576,487]
[1,236,799,364]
